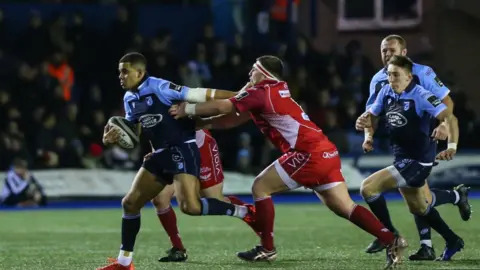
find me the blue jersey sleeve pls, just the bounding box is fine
[415,88,447,118]
[123,93,138,123]
[367,86,387,116]
[365,76,378,110]
[151,78,191,106]
[416,65,450,100]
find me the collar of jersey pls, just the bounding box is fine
[131,73,150,92]
[255,79,280,87]
[404,79,416,92]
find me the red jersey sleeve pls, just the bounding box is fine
[229,88,266,113]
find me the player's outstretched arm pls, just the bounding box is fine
[198,112,251,130]
[186,100,235,117]
[186,82,252,102]
[185,88,238,102]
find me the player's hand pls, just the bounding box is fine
[102,127,120,145]
[431,123,448,141]
[355,112,371,131]
[362,136,374,153]
[436,148,456,161]
[169,102,187,119]
[143,152,153,161]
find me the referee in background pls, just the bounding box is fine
[0,157,47,207]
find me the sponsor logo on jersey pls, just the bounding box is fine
[211,143,222,176]
[323,150,339,159]
[386,112,408,127]
[139,114,163,128]
[285,152,309,169]
[427,95,442,107]
[279,90,291,98]
[169,82,182,91]
[434,76,444,87]
[234,91,249,100]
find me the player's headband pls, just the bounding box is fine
[253,61,279,81]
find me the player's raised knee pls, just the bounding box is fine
[251,179,268,198]
[177,199,202,215]
[360,181,374,199]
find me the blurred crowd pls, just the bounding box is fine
[0,2,478,175]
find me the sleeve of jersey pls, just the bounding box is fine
[123,95,138,123]
[367,88,385,116]
[228,88,266,113]
[153,79,190,105]
[418,66,450,100]
[365,77,378,110]
[419,92,447,118]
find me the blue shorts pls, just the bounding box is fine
[142,142,200,185]
[387,158,433,188]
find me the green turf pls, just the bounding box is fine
[0,201,479,269]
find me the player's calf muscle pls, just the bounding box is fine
[400,188,429,215]
[152,185,175,210]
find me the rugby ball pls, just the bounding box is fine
[107,116,139,149]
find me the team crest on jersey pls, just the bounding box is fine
[403,101,410,111]
[146,96,153,106]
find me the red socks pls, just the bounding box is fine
[156,206,185,250]
[255,197,275,251]
[349,204,395,246]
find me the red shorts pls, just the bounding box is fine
[272,147,345,191]
[198,131,224,189]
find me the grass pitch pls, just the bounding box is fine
[1,201,479,269]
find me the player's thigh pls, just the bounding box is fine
[174,173,202,214]
[124,167,166,211]
[151,184,175,210]
[314,182,356,218]
[167,143,203,214]
[200,182,225,201]
[360,167,400,197]
[252,160,293,198]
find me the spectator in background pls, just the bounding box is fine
[237,132,253,173]
[47,51,75,102]
[0,5,473,174]
[323,110,349,153]
[0,157,47,208]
